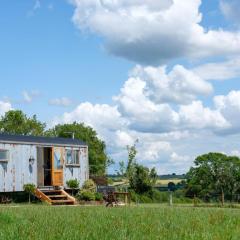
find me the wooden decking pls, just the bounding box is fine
[35,188,76,205]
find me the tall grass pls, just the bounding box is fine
[0,205,240,240]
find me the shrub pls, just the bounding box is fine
[23,183,36,204]
[82,179,96,193]
[129,190,153,203]
[66,179,79,189]
[77,190,95,201]
[95,192,103,201]
[149,190,169,203]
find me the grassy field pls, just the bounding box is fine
[0,204,240,240]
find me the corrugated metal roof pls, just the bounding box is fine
[0,134,87,147]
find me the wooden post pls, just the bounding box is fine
[193,194,197,207]
[221,189,225,206]
[169,191,173,206]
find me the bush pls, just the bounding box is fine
[66,179,79,189]
[95,192,103,201]
[130,189,194,204]
[23,183,36,204]
[130,190,154,203]
[77,190,95,201]
[150,190,169,203]
[82,179,96,193]
[107,178,114,185]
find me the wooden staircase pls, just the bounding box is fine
[35,187,76,205]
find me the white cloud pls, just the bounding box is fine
[52,102,128,138]
[114,65,223,133]
[115,130,135,148]
[0,101,12,117]
[214,91,240,133]
[170,152,190,163]
[70,0,240,64]
[22,90,40,103]
[49,97,72,107]
[193,58,240,81]
[230,150,240,157]
[139,141,172,162]
[130,65,213,104]
[179,101,229,130]
[114,74,179,132]
[52,89,240,174]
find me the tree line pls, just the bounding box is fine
[2,110,240,203]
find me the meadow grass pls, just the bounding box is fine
[0,204,240,240]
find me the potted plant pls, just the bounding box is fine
[66,179,79,196]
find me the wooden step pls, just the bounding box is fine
[41,190,62,193]
[47,195,67,198]
[42,191,62,195]
[35,188,76,205]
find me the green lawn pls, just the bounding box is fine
[0,205,240,240]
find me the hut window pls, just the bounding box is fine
[66,149,80,166]
[0,150,9,162]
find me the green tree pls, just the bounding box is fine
[129,164,154,194]
[186,152,240,204]
[45,122,109,175]
[122,141,157,194]
[0,110,45,136]
[150,167,158,186]
[125,140,138,178]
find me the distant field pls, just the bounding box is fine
[156,178,183,185]
[0,205,240,240]
[111,178,183,187]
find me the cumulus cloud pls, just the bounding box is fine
[50,64,235,137]
[51,102,128,137]
[114,64,222,133]
[114,73,179,132]
[130,65,213,104]
[52,88,240,173]
[70,0,240,64]
[0,101,12,116]
[49,97,72,107]
[50,64,240,173]
[179,101,229,130]
[214,91,240,134]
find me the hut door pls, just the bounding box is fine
[51,147,64,186]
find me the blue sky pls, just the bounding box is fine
[0,0,133,121]
[1,0,240,174]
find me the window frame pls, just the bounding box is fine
[0,149,9,162]
[65,148,80,167]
